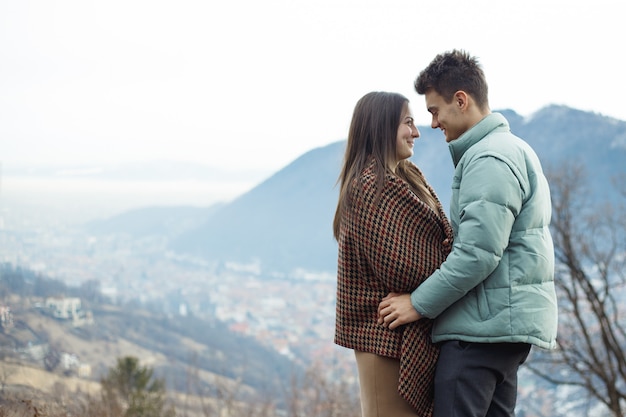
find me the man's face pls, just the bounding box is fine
[424,90,466,142]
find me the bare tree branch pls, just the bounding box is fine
[526,162,626,416]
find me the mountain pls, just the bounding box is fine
[509,106,626,200]
[91,105,626,275]
[170,140,345,273]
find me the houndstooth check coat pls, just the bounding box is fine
[335,159,453,415]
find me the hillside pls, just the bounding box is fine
[0,267,301,399]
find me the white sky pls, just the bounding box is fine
[1,0,624,217]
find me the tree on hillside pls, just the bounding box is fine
[181,356,360,417]
[95,356,176,417]
[525,163,626,416]
[77,279,105,303]
[0,265,27,296]
[283,362,361,417]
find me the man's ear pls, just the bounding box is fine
[454,91,469,111]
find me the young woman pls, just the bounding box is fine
[333,91,453,417]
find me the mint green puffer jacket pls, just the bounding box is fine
[411,113,558,349]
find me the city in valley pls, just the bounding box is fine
[0,191,595,416]
[0,204,356,380]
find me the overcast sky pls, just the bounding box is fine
[1,0,624,217]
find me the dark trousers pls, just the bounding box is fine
[433,341,531,417]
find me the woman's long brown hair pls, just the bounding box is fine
[333,92,438,240]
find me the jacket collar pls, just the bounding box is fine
[448,112,510,166]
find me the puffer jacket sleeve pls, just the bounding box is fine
[411,153,523,318]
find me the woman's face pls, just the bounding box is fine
[395,104,420,163]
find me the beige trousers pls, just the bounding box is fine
[354,351,420,417]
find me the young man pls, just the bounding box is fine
[378,50,558,417]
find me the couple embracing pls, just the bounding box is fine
[333,50,558,417]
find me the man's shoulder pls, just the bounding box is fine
[470,131,534,163]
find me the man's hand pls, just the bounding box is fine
[377,293,422,330]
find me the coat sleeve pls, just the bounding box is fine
[411,154,523,317]
[356,176,446,293]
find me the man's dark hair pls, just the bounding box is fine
[414,49,489,110]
